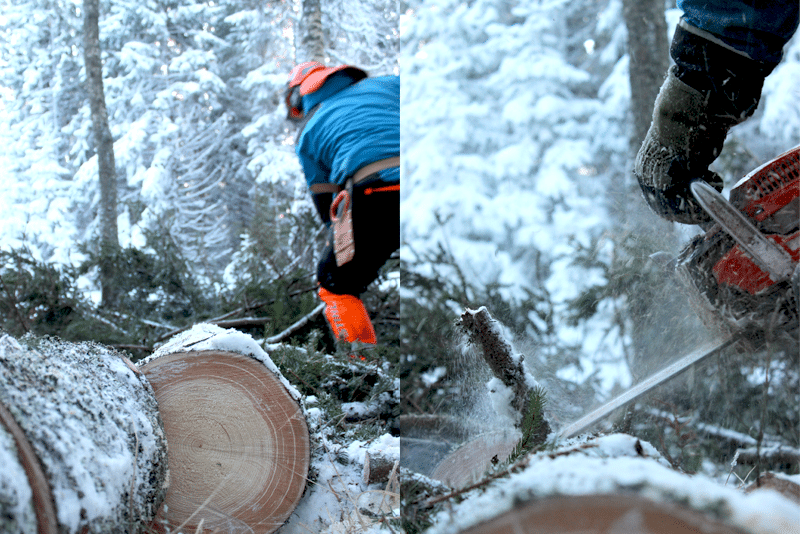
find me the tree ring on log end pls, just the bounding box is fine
[457,494,746,534]
[141,350,309,534]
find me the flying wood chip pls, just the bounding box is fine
[141,350,310,534]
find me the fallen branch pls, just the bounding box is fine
[266,302,326,344]
[458,306,550,445]
[213,316,272,329]
[154,285,318,342]
[735,447,800,467]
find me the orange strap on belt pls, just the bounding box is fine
[364,184,400,195]
[309,156,400,194]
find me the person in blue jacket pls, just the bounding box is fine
[285,62,400,345]
[635,0,799,225]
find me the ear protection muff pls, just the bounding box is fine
[285,85,304,120]
[289,86,303,111]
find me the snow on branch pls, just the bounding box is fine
[458,306,550,445]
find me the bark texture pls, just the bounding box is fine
[0,335,168,534]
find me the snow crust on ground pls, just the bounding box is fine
[276,404,400,534]
[425,433,800,534]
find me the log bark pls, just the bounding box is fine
[140,349,309,534]
[0,335,168,533]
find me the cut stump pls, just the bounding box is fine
[141,350,309,534]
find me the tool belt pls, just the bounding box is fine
[322,157,399,267]
[309,156,400,195]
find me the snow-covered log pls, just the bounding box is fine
[139,324,310,534]
[455,494,746,534]
[424,434,800,534]
[0,335,168,534]
[746,473,800,506]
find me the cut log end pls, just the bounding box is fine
[141,350,310,534]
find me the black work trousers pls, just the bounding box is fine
[317,175,399,297]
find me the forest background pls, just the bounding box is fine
[0,0,798,512]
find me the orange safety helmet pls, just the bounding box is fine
[285,61,367,119]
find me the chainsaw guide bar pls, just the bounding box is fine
[558,336,735,439]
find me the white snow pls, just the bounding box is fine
[142,323,303,402]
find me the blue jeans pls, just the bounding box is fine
[678,0,799,64]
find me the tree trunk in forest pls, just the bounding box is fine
[0,335,168,534]
[622,0,669,156]
[298,0,325,63]
[83,0,119,307]
[140,349,310,534]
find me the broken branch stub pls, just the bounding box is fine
[458,307,550,442]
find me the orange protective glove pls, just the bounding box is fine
[318,287,377,344]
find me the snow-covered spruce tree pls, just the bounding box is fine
[0,0,85,264]
[401,0,632,422]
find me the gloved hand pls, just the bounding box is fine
[634,68,727,225]
[635,22,772,225]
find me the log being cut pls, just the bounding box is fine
[0,334,168,534]
[139,325,310,534]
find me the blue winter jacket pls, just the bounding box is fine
[678,0,798,65]
[295,74,400,188]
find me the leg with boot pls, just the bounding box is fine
[317,173,400,345]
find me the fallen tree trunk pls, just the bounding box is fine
[0,335,168,534]
[140,325,310,534]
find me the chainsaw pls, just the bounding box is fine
[561,144,800,438]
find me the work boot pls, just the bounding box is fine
[318,287,377,345]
